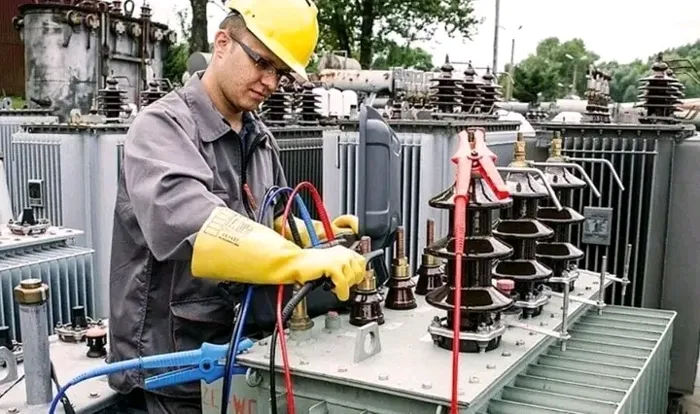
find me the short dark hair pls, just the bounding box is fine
[219,11,247,38]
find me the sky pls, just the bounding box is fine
[149,0,700,72]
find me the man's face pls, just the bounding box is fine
[212,29,292,112]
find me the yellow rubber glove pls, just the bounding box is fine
[192,207,365,301]
[274,215,359,248]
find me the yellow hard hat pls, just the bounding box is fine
[226,0,319,81]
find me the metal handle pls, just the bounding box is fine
[564,157,625,191]
[528,161,601,198]
[497,167,563,211]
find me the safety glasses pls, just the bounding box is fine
[229,34,293,86]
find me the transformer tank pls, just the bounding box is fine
[13,1,176,121]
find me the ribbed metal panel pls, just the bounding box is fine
[11,126,127,318]
[486,306,675,414]
[561,135,666,308]
[272,126,325,219]
[326,130,435,270]
[0,242,95,341]
[323,124,519,273]
[0,114,59,214]
[10,132,78,226]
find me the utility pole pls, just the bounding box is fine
[506,37,515,100]
[492,0,500,72]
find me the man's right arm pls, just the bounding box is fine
[123,107,225,262]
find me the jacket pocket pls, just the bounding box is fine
[169,296,233,352]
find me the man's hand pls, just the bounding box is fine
[192,207,366,300]
[290,246,365,300]
[274,215,359,247]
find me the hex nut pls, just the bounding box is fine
[13,279,49,305]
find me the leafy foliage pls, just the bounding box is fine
[371,40,434,71]
[314,0,480,68]
[510,37,700,103]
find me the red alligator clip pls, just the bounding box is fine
[464,128,510,200]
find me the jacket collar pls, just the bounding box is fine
[180,71,268,144]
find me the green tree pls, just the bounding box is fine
[371,40,434,71]
[508,37,599,102]
[314,0,480,69]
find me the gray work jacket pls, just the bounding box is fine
[107,72,287,399]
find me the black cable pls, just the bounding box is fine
[0,374,24,400]
[220,193,303,414]
[51,362,76,414]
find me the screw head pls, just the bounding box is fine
[516,340,525,346]
[487,364,496,369]
[378,373,389,381]
[469,376,479,384]
[259,340,268,346]
[300,358,309,366]
[7,408,18,414]
[540,321,548,327]
[338,366,347,373]
[585,286,592,290]
[529,331,536,336]
[421,382,432,389]
[501,351,511,357]
[89,391,99,398]
[577,292,584,296]
[551,313,556,318]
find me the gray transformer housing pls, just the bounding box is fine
[14,3,175,121]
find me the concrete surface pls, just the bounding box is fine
[684,388,700,414]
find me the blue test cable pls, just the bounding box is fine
[219,187,318,413]
[48,189,320,414]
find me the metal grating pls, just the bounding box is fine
[487,306,675,414]
[0,229,95,342]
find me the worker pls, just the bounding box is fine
[106,0,366,412]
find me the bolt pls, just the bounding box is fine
[426,219,435,246]
[540,321,548,327]
[487,364,496,369]
[516,340,525,346]
[469,376,479,384]
[338,366,347,373]
[360,236,371,254]
[396,226,405,259]
[378,373,389,381]
[421,382,432,390]
[300,358,309,366]
[501,351,511,357]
